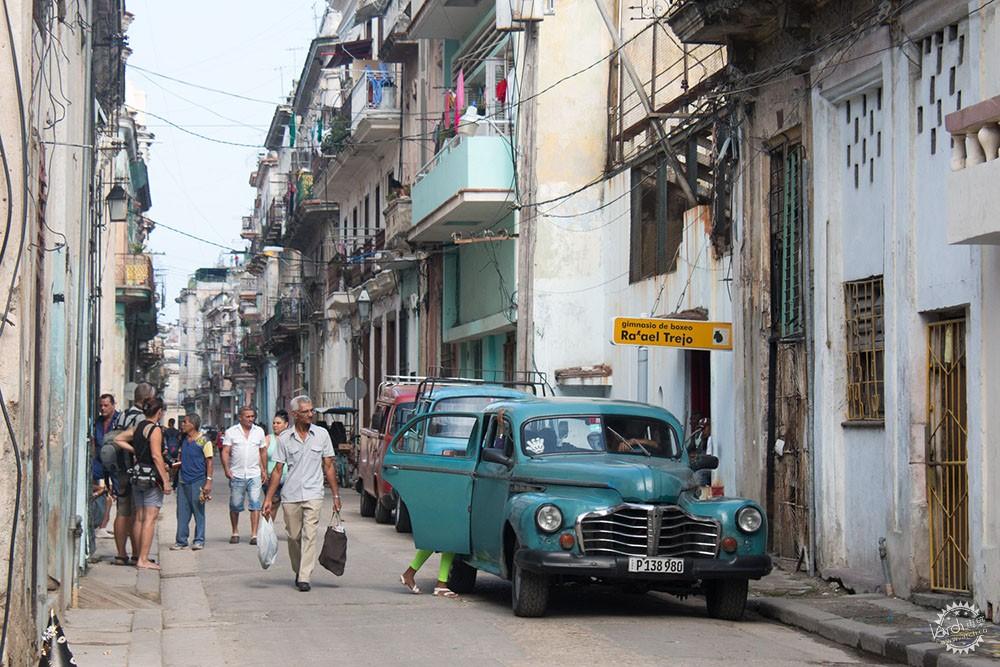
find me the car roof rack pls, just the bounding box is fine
[375,374,430,398]
[413,368,550,407]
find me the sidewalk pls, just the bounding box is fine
[63,521,163,666]
[749,568,1000,665]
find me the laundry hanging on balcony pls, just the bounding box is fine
[365,64,395,108]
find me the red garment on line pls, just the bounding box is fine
[496,79,508,104]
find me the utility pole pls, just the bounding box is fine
[516,22,540,375]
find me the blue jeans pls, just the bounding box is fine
[175,478,206,546]
[229,475,263,512]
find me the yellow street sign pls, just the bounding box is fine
[611,317,733,351]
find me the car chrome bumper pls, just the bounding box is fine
[514,550,772,581]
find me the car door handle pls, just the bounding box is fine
[385,464,400,470]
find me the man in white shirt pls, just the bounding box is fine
[221,406,267,544]
[263,395,342,592]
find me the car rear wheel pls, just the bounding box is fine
[704,578,748,621]
[374,491,393,524]
[394,498,412,533]
[511,541,549,617]
[447,559,477,594]
[359,489,376,518]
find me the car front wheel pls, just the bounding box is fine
[704,578,748,621]
[511,542,549,617]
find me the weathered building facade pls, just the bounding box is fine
[670,0,999,617]
[0,0,161,662]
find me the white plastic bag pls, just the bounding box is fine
[257,517,278,570]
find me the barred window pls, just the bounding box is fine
[845,276,885,421]
[769,143,804,338]
[629,158,685,283]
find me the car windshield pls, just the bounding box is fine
[426,396,499,438]
[521,415,680,458]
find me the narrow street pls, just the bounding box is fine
[142,487,878,666]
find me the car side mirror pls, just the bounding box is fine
[482,447,514,469]
[690,454,719,472]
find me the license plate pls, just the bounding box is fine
[628,557,685,574]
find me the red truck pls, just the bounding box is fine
[357,381,418,531]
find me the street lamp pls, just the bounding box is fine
[357,288,371,325]
[106,184,130,223]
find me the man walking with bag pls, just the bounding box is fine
[262,395,342,592]
[221,406,267,544]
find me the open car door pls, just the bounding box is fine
[382,412,481,554]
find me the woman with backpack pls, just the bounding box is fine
[115,397,172,570]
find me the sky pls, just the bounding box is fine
[125,0,322,323]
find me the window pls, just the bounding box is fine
[521,415,680,458]
[769,143,805,338]
[391,402,416,434]
[845,276,885,421]
[364,194,371,238]
[629,157,685,283]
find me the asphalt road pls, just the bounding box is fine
[156,484,885,666]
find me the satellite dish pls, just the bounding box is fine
[345,377,367,401]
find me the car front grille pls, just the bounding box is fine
[578,504,719,558]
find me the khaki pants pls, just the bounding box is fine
[282,498,323,583]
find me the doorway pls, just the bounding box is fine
[926,317,969,593]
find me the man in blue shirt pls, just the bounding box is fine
[171,412,214,550]
[92,393,120,539]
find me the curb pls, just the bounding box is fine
[749,598,998,666]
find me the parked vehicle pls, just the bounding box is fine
[357,381,419,527]
[317,406,359,489]
[382,397,771,618]
[387,377,545,532]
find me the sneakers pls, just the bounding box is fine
[191,543,204,551]
[169,544,188,551]
[229,535,240,544]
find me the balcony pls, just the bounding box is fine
[946,95,1000,244]
[410,130,515,243]
[262,297,313,351]
[408,0,493,39]
[263,198,287,244]
[285,170,338,252]
[666,0,811,45]
[383,195,412,247]
[240,215,258,240]
[241,332,265,362]
[380,0,417,62]
[115,253,154,304]
[349,63,402,145]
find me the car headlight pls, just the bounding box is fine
[736,506,763,533]
[535,504,562,533]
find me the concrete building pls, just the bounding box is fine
[669,0,999,618]
[0,1,159,662]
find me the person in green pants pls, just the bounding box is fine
[400,550,458,598]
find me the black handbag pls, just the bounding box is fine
[130,422,160,490]
[318,511,347,576]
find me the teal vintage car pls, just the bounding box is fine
[382,397,771,618]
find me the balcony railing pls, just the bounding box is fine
[262,297,313,349]
[115,253,155,304]
[349,63,402,141]
[240,215,257,240]
[946,95,1000,244]
[264,198,286,244]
